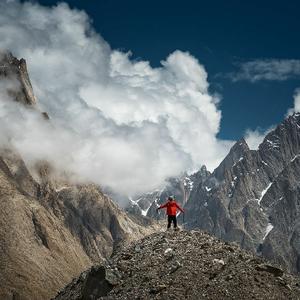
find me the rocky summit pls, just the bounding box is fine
[0,50,36,105]
[54,230,300,300]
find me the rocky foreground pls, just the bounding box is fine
[55,230,300,300]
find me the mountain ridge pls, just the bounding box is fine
[54,230,300,300]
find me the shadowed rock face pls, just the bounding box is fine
[0,148,155,299]
[54,230,300,300]
[128,114,300,274]
[185,114,300,274]
[0,151,92,300]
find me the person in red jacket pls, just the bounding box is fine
[157,196,184,230]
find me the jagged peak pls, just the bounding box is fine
[212,138,249,180]
[258,113,300,153]
[197,165,211,177]
[0,50,25,69]
[0,49,36,106]
[230,137,249,152]
[286,112,300,128]
[219,137,249,165]
[200,164,207,173]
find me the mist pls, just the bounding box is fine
[0,1,233,198]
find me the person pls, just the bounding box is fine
[157,196,184,230]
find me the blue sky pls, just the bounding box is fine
[1,0,300,193]
[34,0,300,140]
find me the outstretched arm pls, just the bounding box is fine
[158,203,168,209]
[176,203,184,213]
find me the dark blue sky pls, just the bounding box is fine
[35,0,300,140]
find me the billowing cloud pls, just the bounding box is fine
[244,127,273,150]
[0,0,232,199]
[228,59,300,82]
[287,88,300,116]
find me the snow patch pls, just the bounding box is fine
[258,183,272,204]
[266,139,280,148]
[183,177,194,191]
[154,197,160,208]
[205,186,211,192]
[263,223,274,240]
[232,157,244,168]
[56,186,70,192]
[129,197,138,205]
[213,258,225,265]
[291,154,300,162]
[141,204,152,216]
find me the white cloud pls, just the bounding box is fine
[0,0,232,199]
[228,59,300,82]
[287,88,300,116]
[244,127,273,150]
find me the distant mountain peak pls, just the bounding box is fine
[212,137,249,180]
[231,137,249,152]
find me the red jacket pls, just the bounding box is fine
[158,200,184,216]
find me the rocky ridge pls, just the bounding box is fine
[54,230,300,300]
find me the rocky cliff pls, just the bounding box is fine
[184,115,300,274]
[128,114,300,275]
[0,52,156,300]
[0,150,92,300]
[0,51,36,105]
[54,230,300,300]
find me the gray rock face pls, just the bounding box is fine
[0,150,92,300]
[128,166,211,222]
[0,148,156,299]
[54,230,300,300]
[185,114,300,274]
[0,51,36,105]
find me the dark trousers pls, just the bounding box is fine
[167,215,177,228]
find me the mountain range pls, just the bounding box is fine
[1,51,300,299]
[132,113,300,274]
